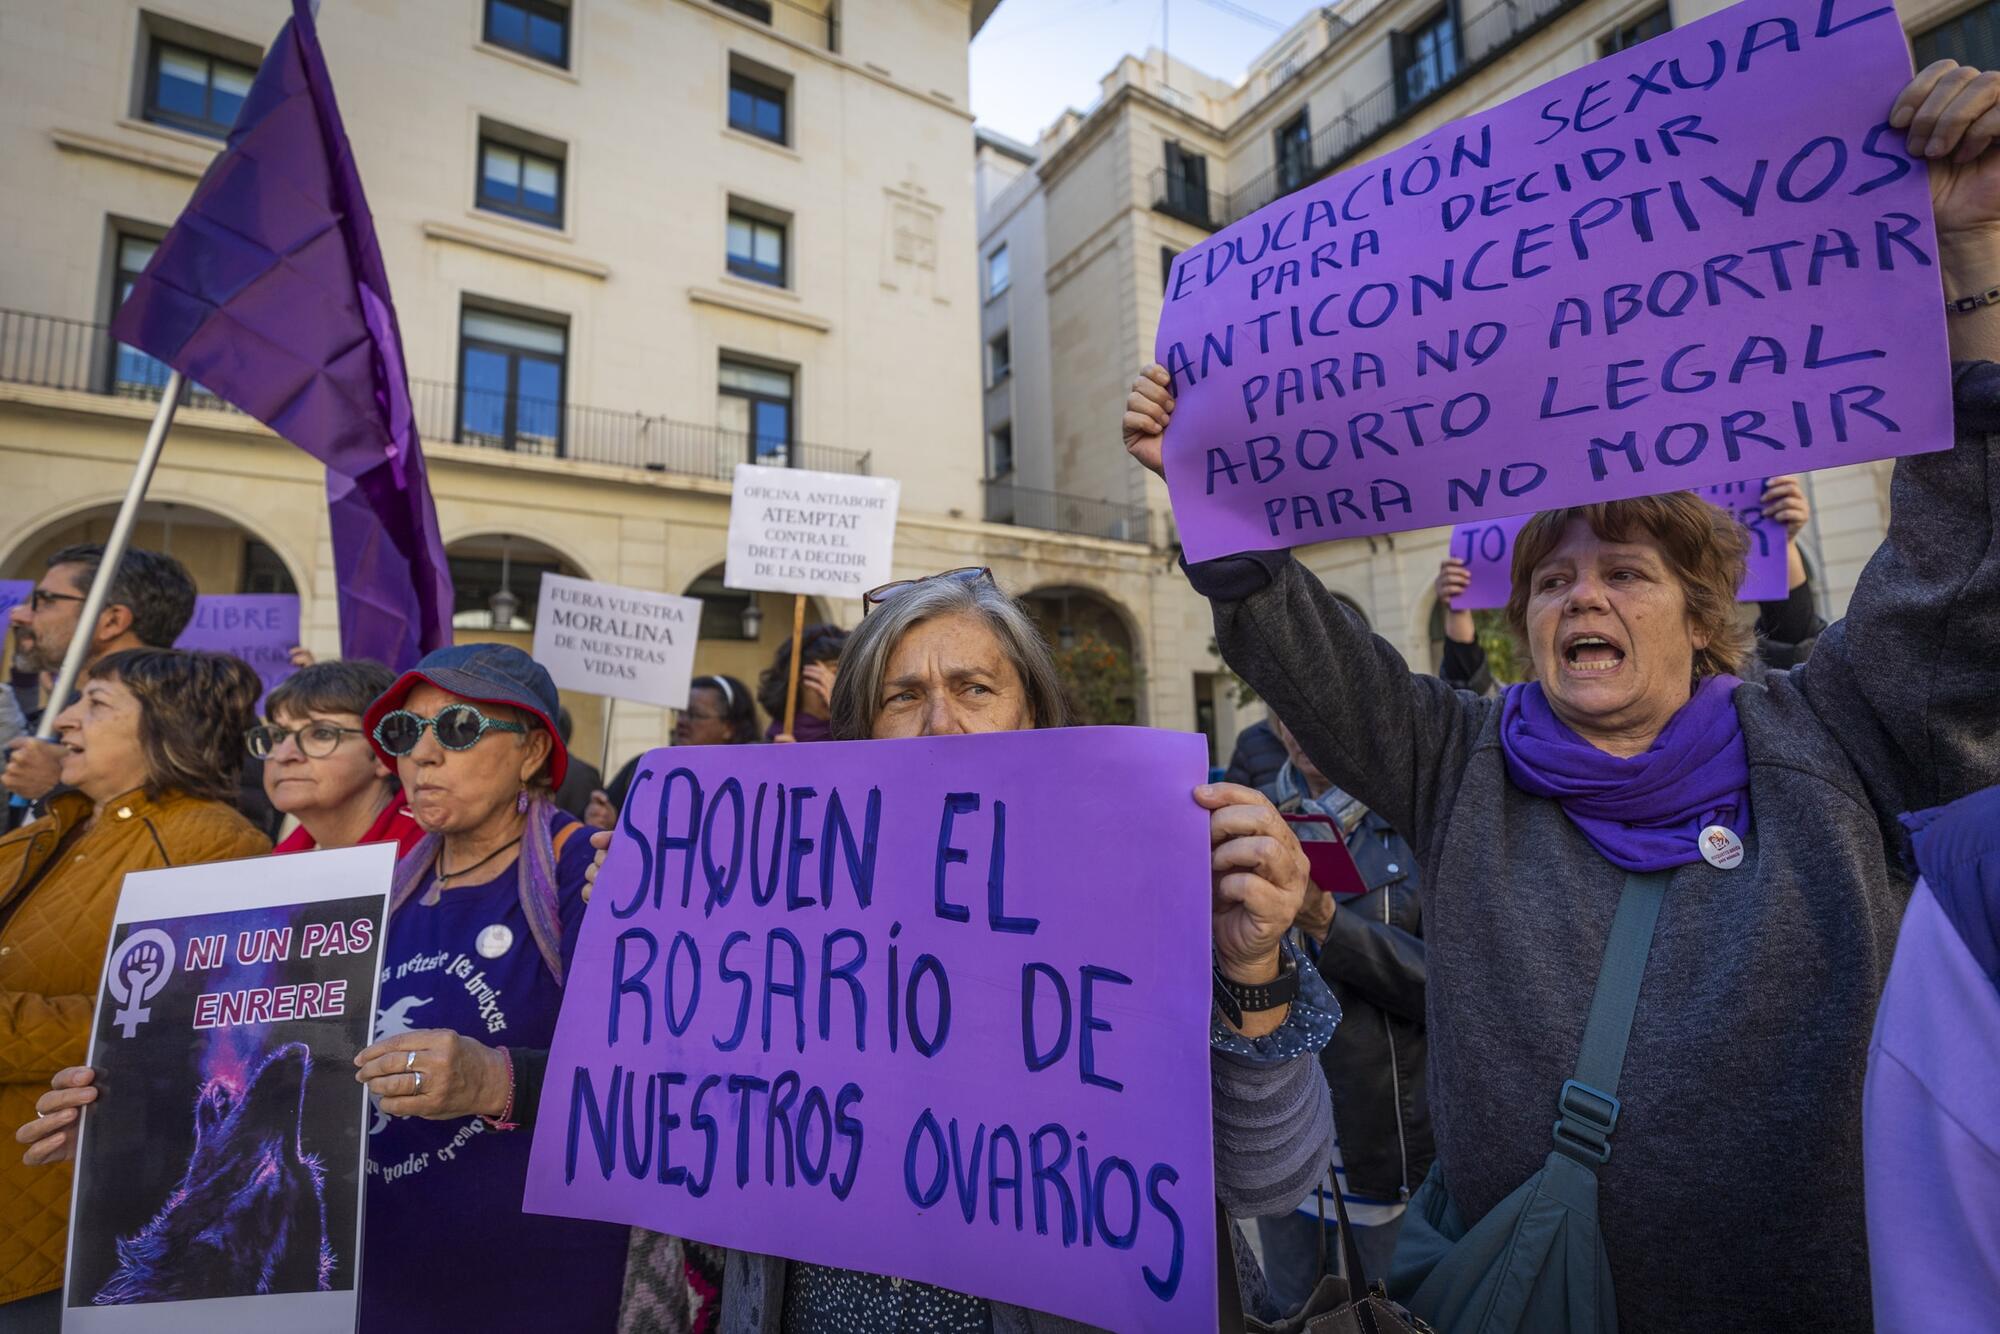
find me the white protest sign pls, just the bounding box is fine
[724,464,900,600]
[64,843,393,1334]
[532,573,701,711]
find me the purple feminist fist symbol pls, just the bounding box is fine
[108,928,177,1038]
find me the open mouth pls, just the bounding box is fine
[1562,633,1626,675]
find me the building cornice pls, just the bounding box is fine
[678,0,977,125]
[50,126,211,180]
[421,221,612,279]
[1036,83,1224,187]
[688,285,834,333]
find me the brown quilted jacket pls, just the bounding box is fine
[0,787,269,1303]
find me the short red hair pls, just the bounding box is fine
[1503,493,1754,680]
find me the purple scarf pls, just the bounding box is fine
[1499,674,1751,872]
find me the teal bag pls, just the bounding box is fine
[1386,870,1668,1334]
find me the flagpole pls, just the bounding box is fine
[34,373,184,740]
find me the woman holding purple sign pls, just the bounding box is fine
[1435,474,1824,691]
[576,567,1340,1331]
[1120,60,2000,1334]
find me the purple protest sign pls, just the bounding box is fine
[1446,513,1533,610]
[0,580,30,623]
[1154,0,1950,562]
[1447,487,1785,608]
[1698,479,1790,599]
[176,595,301,706]
[525,729,1218,1332]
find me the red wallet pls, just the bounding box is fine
[1282,813,1369,897]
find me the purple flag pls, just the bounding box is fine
[109,0,450,671]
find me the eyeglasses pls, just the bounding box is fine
[372,704,526,756]
[862,567,993,615]
[246,722,365,759]
[29,589,87,613]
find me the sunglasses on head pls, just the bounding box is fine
[862,567,993,615]
[373,704,527,756]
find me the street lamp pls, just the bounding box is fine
[489,538,518,629]
[740,597,764,639]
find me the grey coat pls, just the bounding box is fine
[716,986,1338,1333]
[1180,364,2000,1332]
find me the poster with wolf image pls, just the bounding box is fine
[62,844,393,1334]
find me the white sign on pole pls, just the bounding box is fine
[63,843,394,1334]
[532,573,702,711]
[724,464,900,600]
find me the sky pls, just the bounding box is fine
[969,0,1329,147]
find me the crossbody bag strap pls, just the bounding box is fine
[1326,1167,1372,1293]
[1550,869,1670,1169]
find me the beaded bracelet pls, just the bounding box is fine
[481,1045,519,1131]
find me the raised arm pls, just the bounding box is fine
[1799,363,2000,824]
[1797,65,2000,825]
[1189,554,1488,855]
[1434,559,1495,693]
[1125,369,1490,848]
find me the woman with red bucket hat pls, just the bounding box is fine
[349,643,628,1331]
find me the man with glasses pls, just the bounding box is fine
[3,545,196,817]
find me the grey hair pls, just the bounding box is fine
[828,576,1072,740]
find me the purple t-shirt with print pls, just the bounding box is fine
[359,816,626,1332]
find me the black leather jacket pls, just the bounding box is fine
[1268,777,1434,1203]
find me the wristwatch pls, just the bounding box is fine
[1212,950,1299,1028]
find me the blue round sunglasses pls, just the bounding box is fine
[373,703,527,756]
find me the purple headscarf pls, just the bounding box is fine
[1499,674,1751,872]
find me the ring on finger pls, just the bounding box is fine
[412,1070,424,1094]
[404,1050,416,1072]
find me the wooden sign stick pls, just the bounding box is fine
[781,593,807,740]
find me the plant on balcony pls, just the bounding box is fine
[1473,610,1524,684]
[1053,633,1141,726]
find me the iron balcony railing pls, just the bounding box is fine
[0,308,871,481]
[1217,0,1591,225]
[1151,167,1232,232]
[984,478,1151,544]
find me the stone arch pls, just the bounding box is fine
[442,533,593,635]
[1,496,307,597]
[1017,582,1144,725]
[444,532,614,766]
